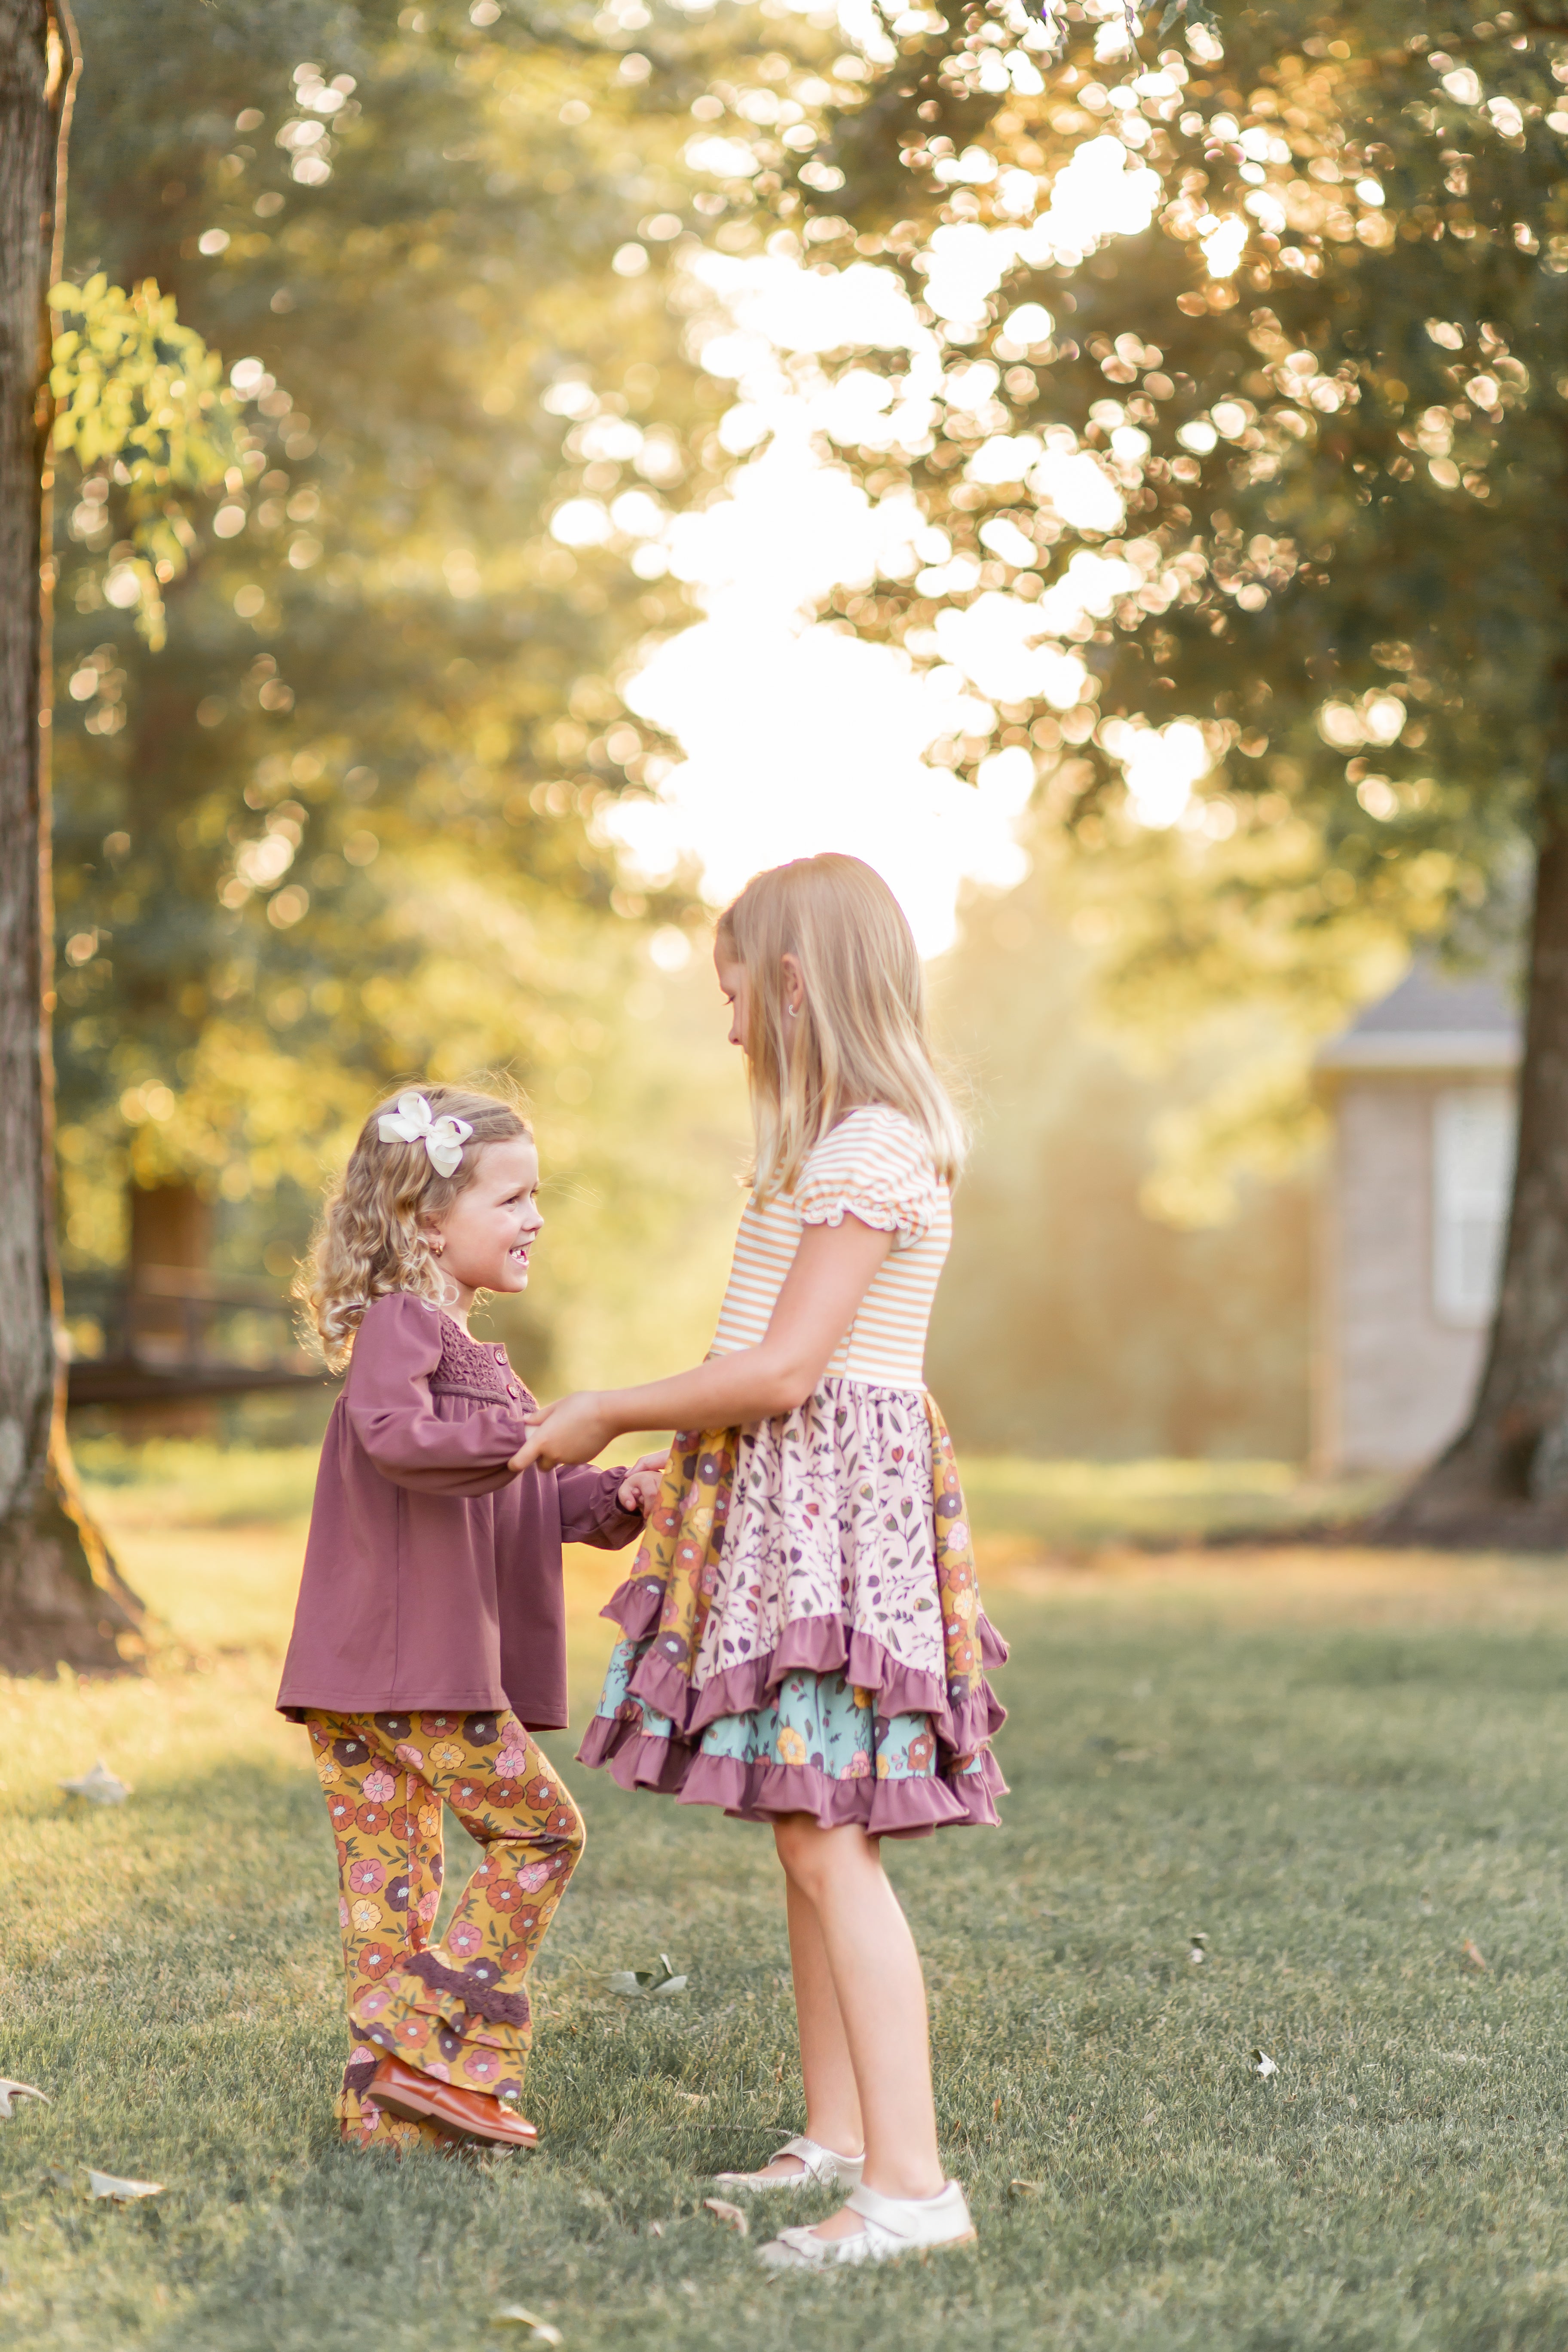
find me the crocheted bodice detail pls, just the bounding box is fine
[428,1315,533,1407]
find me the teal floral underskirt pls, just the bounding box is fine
[582,1644,995,1836]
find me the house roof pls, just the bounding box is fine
[1315,959,1522,1074]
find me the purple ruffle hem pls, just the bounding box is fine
[597,1572,1007,1757]
[575,1710,1008,1839]
[579,1573,1009,1837]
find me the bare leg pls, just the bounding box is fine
[743,1858,866,2181]
[787,1875,866,2155]
[772,1816,945,2237]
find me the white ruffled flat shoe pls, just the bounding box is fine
[757,2178,976,2269]
[713,2134,865,2191]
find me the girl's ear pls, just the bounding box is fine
[417,1210,447,1257]
[780,952,805,1016]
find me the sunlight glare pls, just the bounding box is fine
[1102,719,1213,828]
[602,193,1172,949]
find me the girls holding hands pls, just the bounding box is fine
[518,854,1006,2268]
[278,1084,658,2155]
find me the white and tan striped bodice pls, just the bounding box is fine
[708,1105,950,1391]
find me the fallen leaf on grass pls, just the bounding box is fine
[1252,2049,1278,2080]
[0,2082,49,2121]
[58,1760,131,1805]
[491,2307,563,2344]
[607,1952,689,1998]
[1462,1938,1487,1972]
[1008,2179,1044,2194]
[703,2197,749,2236]
[1187,1934,1207,1966]
[674,2091,707,2106]
[87,2170,162,2201]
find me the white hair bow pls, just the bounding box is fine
[377,1091,473,1178]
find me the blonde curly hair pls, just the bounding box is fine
[297,1081,532,1371]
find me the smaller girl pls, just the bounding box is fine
[277,1083,658,2156]
[516,856,1006,2268]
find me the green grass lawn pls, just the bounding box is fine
[4,1453,1568,2349]
[957,1455,1396,1554]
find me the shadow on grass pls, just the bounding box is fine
[10,1601,1568,2348]
[3,1733,810,2350]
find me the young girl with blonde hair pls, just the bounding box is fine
[516,853,1006,2266]
[277,1083,658,2155]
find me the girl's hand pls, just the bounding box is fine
[616,1468,662,1516]
[615,1447,669,1513]
[508,1391,615,1474]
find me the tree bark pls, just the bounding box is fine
[1381,805,1568,1545]
[0,0,143,1673]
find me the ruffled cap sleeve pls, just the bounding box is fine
[794,1107,942,1250]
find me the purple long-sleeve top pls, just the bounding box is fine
[276,1291,643,1728]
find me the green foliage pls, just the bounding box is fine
[50,0,769,1378]
[756,0,1568,1191]
[1029,0,1219,40]
[49,274,238,647]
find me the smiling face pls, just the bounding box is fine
[420,1135,542,1315]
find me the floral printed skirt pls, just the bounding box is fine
[578,1378,1007,1838]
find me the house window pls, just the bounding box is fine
[1432,1087,1515,1328]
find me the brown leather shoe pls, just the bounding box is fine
[367,2055,539,2150]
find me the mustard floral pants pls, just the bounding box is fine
[305,1707,584,2152]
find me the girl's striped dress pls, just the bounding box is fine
[578,1105,1006,1836]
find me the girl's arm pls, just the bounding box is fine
[349,1294,531,1493]
[510,1215,894,1471]
[556,1461,650,1545]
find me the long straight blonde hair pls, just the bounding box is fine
[717,854,966,1200]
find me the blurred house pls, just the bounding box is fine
[1313,964,1521,1473]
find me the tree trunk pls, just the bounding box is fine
[0,0,143,1673]
[124,1181,219,1438]
[1381,805,1568,1546]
